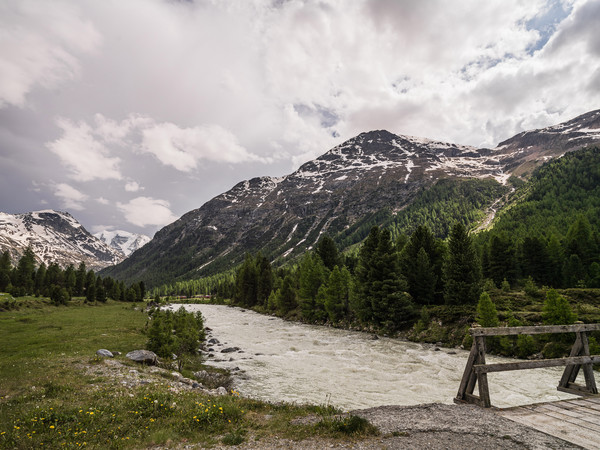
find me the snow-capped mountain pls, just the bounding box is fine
[101,109,600,287]
[94,230,151,257]
[0,210,123,270]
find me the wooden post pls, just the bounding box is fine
[475,336,491,408]
[455,323,600,408]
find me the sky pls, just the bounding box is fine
[1,0,600,238]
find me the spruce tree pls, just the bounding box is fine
[322,265,351,323]
[256,253,273,306]
[298,253,326,321]
[352,227,380,324]
[412,248,437,305]
[277,274,297,314]
[85,270,96,302]
[75,262,87,296]
[34,262,46,296]
[542,289,576,325]
[15,247,36,294]
[316,235,340,271]
[476,292,499,327]
[443,223,481,305]
[0,250,11,291]
[369,228,414,330]
[400,225,444,304]
[235,253,258,306]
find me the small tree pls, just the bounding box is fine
[542,289,576,325]
[476,292,499,328]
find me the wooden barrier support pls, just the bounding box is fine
[455,324,600,408]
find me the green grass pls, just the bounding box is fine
[0,297,377,448]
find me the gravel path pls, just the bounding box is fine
[210,403,580,449]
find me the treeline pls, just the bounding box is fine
[477,146,600,289]
[0,248,146,304]
[231,224,481,332]
[150,271,236,300]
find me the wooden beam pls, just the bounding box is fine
[470,323,600,337]
[475,336,491,407]
[474,355,600,374]
[559,333,583,389]
[580,332,598,394]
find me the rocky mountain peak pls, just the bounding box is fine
[0,209,122,270]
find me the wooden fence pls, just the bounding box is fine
[455,323,600,408]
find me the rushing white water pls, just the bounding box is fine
[175,304,577,410]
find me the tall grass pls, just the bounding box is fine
[0,299,377,448]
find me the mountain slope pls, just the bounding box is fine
[0,210,123,270]
[101,110,600,287]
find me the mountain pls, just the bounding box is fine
[94,230,151,257]
[101,110,600,287]
[0,210,123,270]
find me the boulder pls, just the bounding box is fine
[96,349,114,358]
[221,347,240,353]
[126,350,158,365]
[208,338,220,345]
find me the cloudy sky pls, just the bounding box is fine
[1,0,599,237]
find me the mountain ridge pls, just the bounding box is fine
[100,109,600,287]
[0,210,123,270]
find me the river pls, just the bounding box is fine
[173,304,577,410]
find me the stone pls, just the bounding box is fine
[126,350,158,365]
[96,349,113,358]
[208,338,219,345]
[221,347,240,353]
[216,386,228,396]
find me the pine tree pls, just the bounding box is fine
[256,253,273,306]
[412,248,437,305]
[85,270,96,302]
[277,274,297,314]
[0,250,12,291]
[316,235,340,271]
[64,264,76,295]
[352,227,380,324]
[235,253,258,307]
[443,223,481,305]
[476,292,499,327]
[322,265,351,323]
[34,262,46,297]
[15,247,36,294]
[75,262,87,296]
[298,253,326,321]
[400,225,444,304]
[488,233,517,287]
[369,228,415,330]
[542,289,576,325]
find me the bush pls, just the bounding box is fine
[146,307,205,370]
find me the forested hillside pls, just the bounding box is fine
[153,147,600,340]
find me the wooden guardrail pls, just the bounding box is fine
[455,323,600,408]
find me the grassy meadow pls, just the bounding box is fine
[0,297,376,449]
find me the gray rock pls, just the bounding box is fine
[221,347,240,353]
[126,350,158,365]
[216,386,228,396]
[96,349,114,358]
[208,338,220,345]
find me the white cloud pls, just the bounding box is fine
[139,122,260,170]
[0,0,101,107]
[124,181,141,192]
[46,117,122,182]
[54,182,88,211]
[96,197,109,205]
[116,196,178,228]
[4,0,600,235]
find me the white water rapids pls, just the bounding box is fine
[175,304,577,411]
